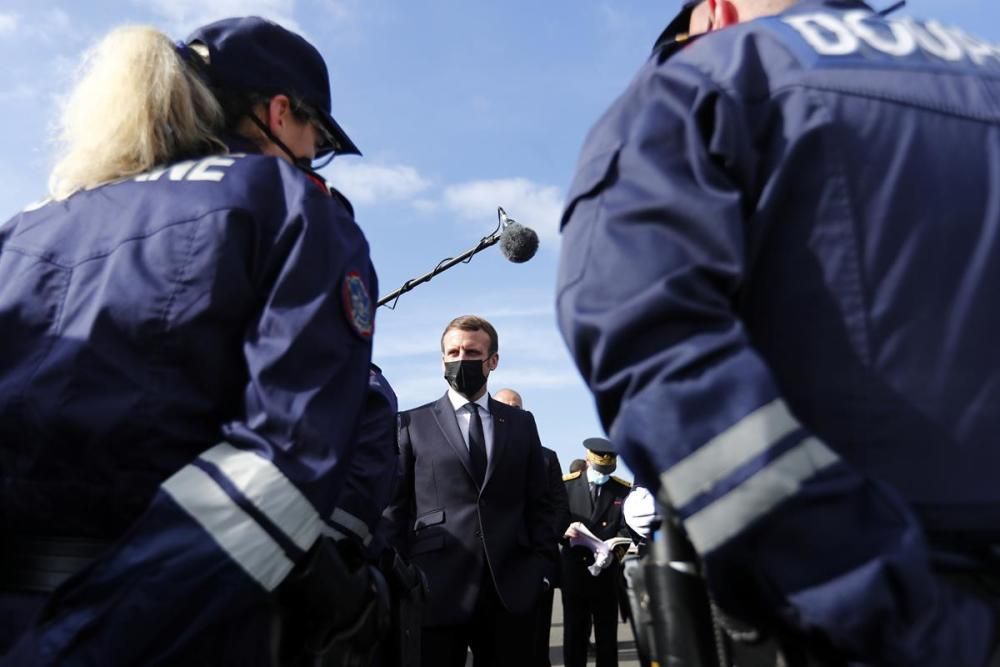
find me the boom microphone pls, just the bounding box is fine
[377,206,539,309]
[497,208,539,263]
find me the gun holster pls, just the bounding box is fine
[275,537,391,667]
[630,511,842,667]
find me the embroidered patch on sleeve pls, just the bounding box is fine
[342,271,374,339]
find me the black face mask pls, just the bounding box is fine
[444,360,488,398]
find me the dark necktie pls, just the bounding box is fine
[466,403,487,487]
[590,482,600,504]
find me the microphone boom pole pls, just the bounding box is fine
[376,228,503,308]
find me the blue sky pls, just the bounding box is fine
[1,1,997,478]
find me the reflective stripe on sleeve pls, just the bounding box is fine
[330,507,372,546]
[162,464,295,591]
[198,442,323,553]
[682,436,839,554]
[661,399,800,508]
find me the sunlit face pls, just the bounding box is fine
[277,114,320,162]
[441,327,498,369]
[253,95,332,165]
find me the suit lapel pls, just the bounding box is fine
[430,393,476,483]
[483,397,507,488]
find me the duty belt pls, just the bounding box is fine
[0,536,111,593]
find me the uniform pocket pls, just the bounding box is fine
[558,144,622,291]
[561,143,621,231]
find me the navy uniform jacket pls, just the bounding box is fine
[329,364,400,560]
[0,143,376,664]
[557,2,1000,664]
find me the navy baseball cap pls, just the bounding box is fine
[186,16,360,157]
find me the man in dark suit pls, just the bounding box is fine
[495,388,570,667]
[561,438,632,667]
[383,316,552,667]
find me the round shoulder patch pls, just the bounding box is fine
[342,271,373,339]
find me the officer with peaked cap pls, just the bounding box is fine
[560,437,633,667]
[0,15,381,665]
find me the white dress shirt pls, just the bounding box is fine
[447,387,494,463]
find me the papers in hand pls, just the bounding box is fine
[564,521,633,576]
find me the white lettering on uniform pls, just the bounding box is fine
[844,10,915,57]
[134,154,245,184]
[135,162,195,182]
[948,27,1000,66]
[784,12,1000,66]
[783,13,859,56]
[903,19,964,62]
[134,167,164,183]
[187,156,236,182]
[167,161,197,181]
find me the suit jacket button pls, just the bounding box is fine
[602,521,607,527]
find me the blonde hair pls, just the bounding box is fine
[49,26,226,200]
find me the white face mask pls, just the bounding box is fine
[586,466,611,486]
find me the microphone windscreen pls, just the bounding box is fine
[499,223,539,263]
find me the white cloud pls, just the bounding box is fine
[488,367,582,390]
[442,178,563,246]
[7,9,76,44]
[412,198,440,213]
[0,13,18,35]
[390,374,447,409]
[324,161,432,206]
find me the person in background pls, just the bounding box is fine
[383,316,553,667]
[560,438,632,667]
[568,458,588,475]
[0,16,378,665]
[494,387,570,667]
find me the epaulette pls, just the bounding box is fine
[612,475,632,488]
[563,471,582,482]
